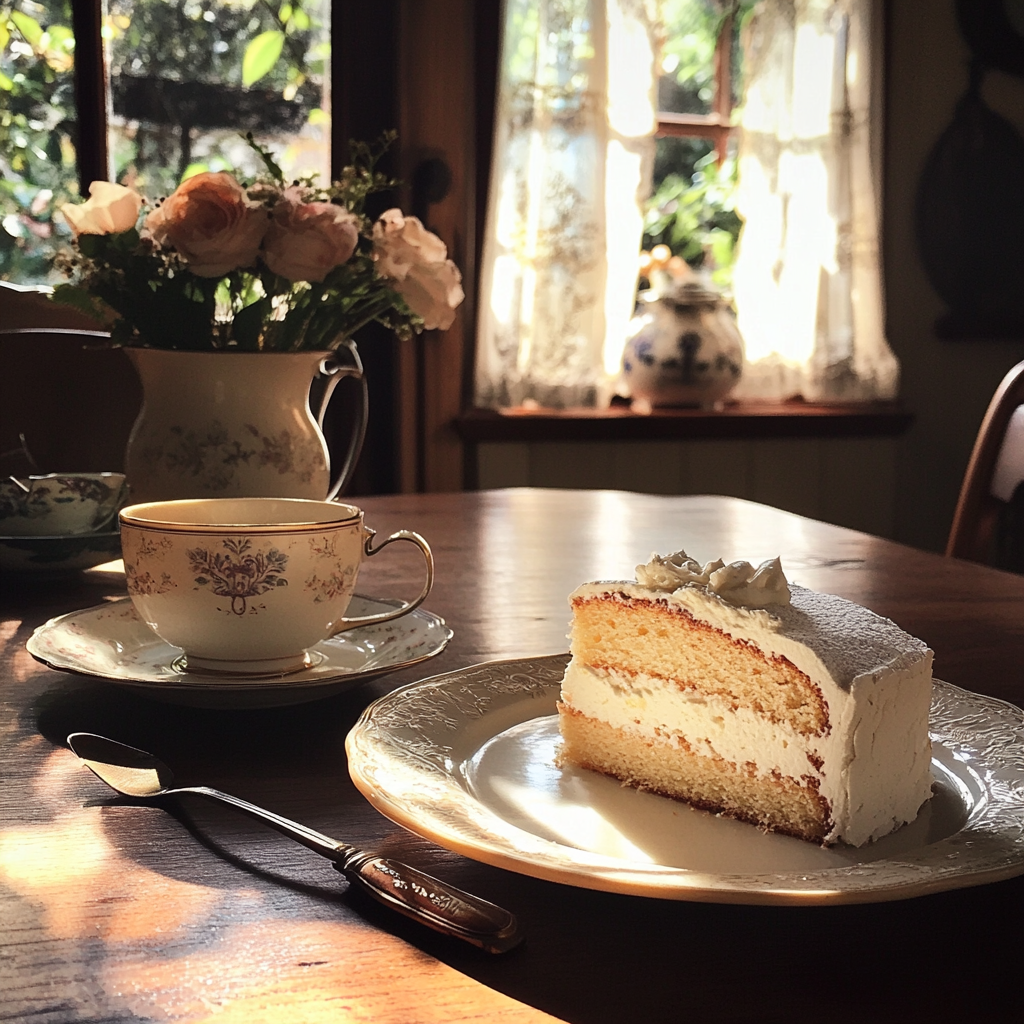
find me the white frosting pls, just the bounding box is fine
[563,577,935,846]
[635,548,790,608]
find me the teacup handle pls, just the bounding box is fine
[331,528,434,633]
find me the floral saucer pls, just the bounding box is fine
[0,529,122,574]
[27,595,453,708]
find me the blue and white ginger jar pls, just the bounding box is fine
[622,279,744,408]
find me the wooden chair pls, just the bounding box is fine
[946,358,1024,567]
[0,282,141,475]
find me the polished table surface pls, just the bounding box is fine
[3,489,1024,1024]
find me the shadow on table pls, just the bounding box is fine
[27,674,1024,1024]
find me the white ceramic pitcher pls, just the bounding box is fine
[123,342,367,504]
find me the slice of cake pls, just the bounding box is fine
[557,550,934,846]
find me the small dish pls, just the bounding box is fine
[27,595,453,708]
[0,472,127,536]
[347,653,1024,905]
[0,528,122,574]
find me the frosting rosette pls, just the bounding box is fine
[635,548,791,609]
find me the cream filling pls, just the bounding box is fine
[561,660,822,782]
[560,658,934,847]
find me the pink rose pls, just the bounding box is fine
[61,182,143,236]
[372,209,465,330]
[263,192,359,282]
[144,172,268,278]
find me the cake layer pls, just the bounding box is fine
[571,581,933,693]
[569,593,828,736]
[558,704,830,842]
[560,567,936,846]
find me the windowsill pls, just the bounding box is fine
[456,400,913,443]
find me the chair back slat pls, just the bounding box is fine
[947,359,1024,563]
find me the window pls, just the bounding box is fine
[1,0,330,283]
[644,1,753,286]
[0,0,77,282]
[474,0,900,411]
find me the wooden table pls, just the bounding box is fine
[3,489,1024,1023]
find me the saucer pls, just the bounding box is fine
[0,529,121,574]
[27,595,453,708]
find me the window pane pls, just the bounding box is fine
[0,0,78,283]
[653,134,713,188]
[105,0,331,198]
[645,136,740,283]
[656,0,719,116]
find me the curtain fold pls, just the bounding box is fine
[475,0,898,410]
[474,0,658,409]
[731,0,898,402]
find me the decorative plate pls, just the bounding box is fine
[0,529,121,574]
[346,654,1024,905]
[27,596,452,709]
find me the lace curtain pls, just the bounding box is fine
[475,0,898,409]
[731,0,898,401]
[474,0,658,409]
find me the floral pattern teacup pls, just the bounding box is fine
[119,497,433,676]
[0,473,127,536]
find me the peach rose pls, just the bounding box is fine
[371,209,464,330]
[263,191,359,282]
[61,182,143,236]
[144,172,268,278]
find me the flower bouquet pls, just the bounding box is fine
[52,135,464,352]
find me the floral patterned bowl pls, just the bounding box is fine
[0,473,127,537]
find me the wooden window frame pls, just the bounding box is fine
[655,12,734,162]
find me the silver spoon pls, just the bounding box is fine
[67,732,521,953]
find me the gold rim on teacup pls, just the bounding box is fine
[119,497,363,534]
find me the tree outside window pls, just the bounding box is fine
[643,0,756,286]
[1,0,329,284]
[0,0,77,283]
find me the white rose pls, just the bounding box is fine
[144,171,268,278]
[372,209,465,330]
[263,195,359,283]
[61,182,143,236]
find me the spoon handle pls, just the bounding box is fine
[180,786,521,953]
[335,851,521,954]
[183,785,345,860]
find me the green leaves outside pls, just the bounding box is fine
[242,29,285,87]
[9,10,43,48]
[643,152,743,287]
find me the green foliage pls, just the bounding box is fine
[657,1,757,114]
[106,1,329,198]
[2,1,330,284]
[242,29,285,87]
[645,1,759,286]
[0,0,78,283]
[643,151,743,287]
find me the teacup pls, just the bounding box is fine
[0,473,128,537]
[119,497,433,675]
